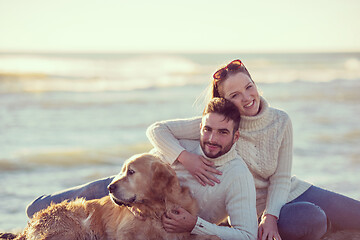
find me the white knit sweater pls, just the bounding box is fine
[153,140,258,240]
[146,97,312,218]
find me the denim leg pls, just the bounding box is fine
[278,201,327,240]
[26,175,115,218]
[278,185,360,240]
[292,185,360,231]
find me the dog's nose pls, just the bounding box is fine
[108,183,117,193]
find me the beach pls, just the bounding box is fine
[1,52,360,231]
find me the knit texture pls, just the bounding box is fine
[160,140,258,240]
[146,97,311,218]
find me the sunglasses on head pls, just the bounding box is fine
[213,59,243,81]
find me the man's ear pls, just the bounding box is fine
[233,130,240,143]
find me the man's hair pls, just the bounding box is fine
[203,97,240,132]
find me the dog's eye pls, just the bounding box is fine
[127,169,135,175]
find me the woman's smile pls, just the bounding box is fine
[219,72,261,116]
[244,100,255,108]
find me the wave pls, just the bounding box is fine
[315,129,360,144]
[0,54,203,93]
[1,53,360,93]
[0,142,153,171]
[248,56,360,83]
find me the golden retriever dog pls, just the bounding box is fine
[13,153,220,240]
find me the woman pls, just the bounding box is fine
[146,59,360,240]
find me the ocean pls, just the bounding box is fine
[1,52,360,231]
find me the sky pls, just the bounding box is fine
[0,0,359,53]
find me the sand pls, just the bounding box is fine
[1,230,360,240]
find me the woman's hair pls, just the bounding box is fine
[211,61,253,98]
[203,97,240,132]
[193,59,255,113]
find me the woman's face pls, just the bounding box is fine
[218,72,260,116]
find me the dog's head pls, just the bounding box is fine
[108,153,178,207]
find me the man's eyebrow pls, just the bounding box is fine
[218,128,230,133]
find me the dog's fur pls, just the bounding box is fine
[14,153,220,240]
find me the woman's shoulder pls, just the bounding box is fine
[268,105,291,124]
[258,97,291,124]
[267,107,293,138]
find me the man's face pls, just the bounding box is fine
[200,112,239,158]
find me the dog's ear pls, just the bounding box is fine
[150,161,178,197]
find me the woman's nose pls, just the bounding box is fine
[242,92,251,101]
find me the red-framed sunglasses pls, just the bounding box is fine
[213,59,243,81]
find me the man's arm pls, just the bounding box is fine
[191,165,258,240]
[162,163,258,240]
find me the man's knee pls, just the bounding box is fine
[26,195,48,218]
[26,176,114,218]
[278,201,327,240]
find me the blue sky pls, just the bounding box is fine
[0,0,359,53]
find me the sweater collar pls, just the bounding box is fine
[239,96,273,131]
[195,144,237,167]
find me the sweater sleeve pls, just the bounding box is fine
[264,117,293,218]
[146,117,202,164]
[191,165,258,240]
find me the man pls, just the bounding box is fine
[154,98,257,239]
[27,98,257,240]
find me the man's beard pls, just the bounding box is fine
[201,141,233,159]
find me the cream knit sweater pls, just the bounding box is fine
[153,140,258,240]
[146,97,312,218]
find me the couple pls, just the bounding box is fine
[26,59,360,240]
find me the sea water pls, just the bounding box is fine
[1,52,360,231]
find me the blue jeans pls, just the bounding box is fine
[27,181,360,239]
[26,176,115,218]
[278,186,360,240]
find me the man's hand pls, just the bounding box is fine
[258,214,282,240]
[177,151,222,186]
[162,207,197,233]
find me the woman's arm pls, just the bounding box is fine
[258,117,293,240]
[146,117,202,164]
[264,117,293,218]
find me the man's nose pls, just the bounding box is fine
[208,132,217,142]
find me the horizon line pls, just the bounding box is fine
[1,49,360,55]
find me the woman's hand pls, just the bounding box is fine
[162,207,197,233]
[258,214,282,240]
[177,151,222,186]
